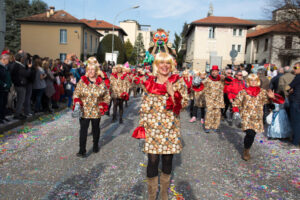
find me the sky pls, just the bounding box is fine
[42,0,271,42]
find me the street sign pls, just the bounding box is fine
[230,49,238,58]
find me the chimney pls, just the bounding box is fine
[46,9,50,18]
[49,6,55,16]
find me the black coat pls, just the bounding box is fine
[0,63,12,92]
[11,61,31,87]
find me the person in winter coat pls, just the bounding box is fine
[191,70,206,124]
[232,73,284,161]
[132,52,189,200]
[0,54,12,123]
[42,60,56,112]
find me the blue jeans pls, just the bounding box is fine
[33,88,45,112]
[67,95,72,107]
[290,101,300,145]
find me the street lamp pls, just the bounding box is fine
[111,5,140,64]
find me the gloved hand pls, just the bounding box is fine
[72,103,82,118]
[233,112,240,120]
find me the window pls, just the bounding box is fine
[232,44,236,50]
[256,40,259,53]
[90,35,93,51]
[239,29,242,36]
[209,27,215,39]
[237,45,241,52]
[233,28,237,36]
[105,30,109,33]
[84,32,87,49]
[60,53,66,62]
[60,29,67,44]
[264,38,269,51]
[285,36,293,49]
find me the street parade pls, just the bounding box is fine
[0,0,300,199]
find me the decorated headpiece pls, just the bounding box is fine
[153,29,168,46]
[86,57,100,72]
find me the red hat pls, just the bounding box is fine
[212,65,219,71]
[1,50,10,55]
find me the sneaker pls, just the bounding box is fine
[76,152,87,158]
[189,117,196,123]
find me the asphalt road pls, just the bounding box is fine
[0,96,299,200]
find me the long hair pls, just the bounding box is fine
[152,52,175,76]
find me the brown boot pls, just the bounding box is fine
[160,173,171,200]
[243,148,251,161]
[147,176,158,200]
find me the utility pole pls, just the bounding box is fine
[0,0,6,52]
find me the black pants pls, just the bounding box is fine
[244,129,257,149]
[79,118,101,153]
[192,106,205,119]
[147,154,173,178]
[112,98,123,120]
[0,91,8,120]
[189,100,194,117]
[222,93,231,118]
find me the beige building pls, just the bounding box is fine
[119,20,152,50]
[245,6,300,67]
[185,16,255,71]
[80,19,127,42]
[17,7,101,61]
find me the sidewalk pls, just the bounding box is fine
[0,103,68,134]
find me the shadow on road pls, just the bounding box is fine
[176,181,197,200]
[46,163,106,199]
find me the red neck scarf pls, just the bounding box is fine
[81,75,103,86]
[144,74,181,95]
[183,76,193,88]
[245,86,261,97]
[192,83,204,92]
[111,72,126,80]
[209,75,221,81]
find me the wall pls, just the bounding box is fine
[82,27,99,56]
[21,23,82,59]
[120,21,138,45]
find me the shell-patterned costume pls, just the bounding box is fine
[132,74,189,154]
[73,75,111,119]
[193,83,205,108]
[183,76,193,100]
[232,87,284,133]
[133,74,146,89]
[109,73,130,100]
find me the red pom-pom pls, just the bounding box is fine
[232,107,239,113]
[132,126,146,139]
[73,98,83,110]
[272,93,285,104]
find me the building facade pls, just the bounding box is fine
[17,7,101,60]
[185,16,255,71]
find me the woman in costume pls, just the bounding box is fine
[191,70,206,125]
[132,52,189,200]
[72,57,110,157]
[232,73,284,161]
[109,64,130,124]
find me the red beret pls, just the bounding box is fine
[212,65,219,71]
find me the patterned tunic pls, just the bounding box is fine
[109,73,130,99]
[232,88,269,133]
[137,75,189,154]
[203,76,225,109]
[193,83,205,108]
[73,76,110,119]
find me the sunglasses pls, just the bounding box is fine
[293,66,300,70]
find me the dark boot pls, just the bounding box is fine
[160,173,171,200]
[147,176,158,200]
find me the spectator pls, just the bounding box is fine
[42,60,55,113]
[0,54,12,124]
[288,62,300,147]
[270,67,284,93]
[32,56,47,113]
[24,54,35,117]
[258,69,270,90]
[278,66,295,98]
[64,74,74,108]
[70,63,81,83]
[11,52,32,120]
[78,61,86,77]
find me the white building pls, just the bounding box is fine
[185,16,255,71]
[119,20,152,50]
[245,6,300,67]
[0,0,5,52]
[80,19,127,42]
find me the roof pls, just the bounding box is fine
[245,19,275,25]
[247,21,300,38]
[186,16,256,37]
[17,10,102,36]
[192,16,256,26]
[80,19,127,36]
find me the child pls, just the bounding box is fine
[64,74,75,108]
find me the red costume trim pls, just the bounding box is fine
[81,75,90,85]
[192,83,204,92]
[95,76,103,85]
[183,76,193,94]
[271,93,285,104]
[232,107,239,113]
[132,126,146,139]
[111,73,118,79]
[134,77,140,85]
[209,75,221,81]
[121,92,129,101]
[165,91,183,115]
[245,86,261,97]
[99,102,109,115]
[73,98,83,110]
